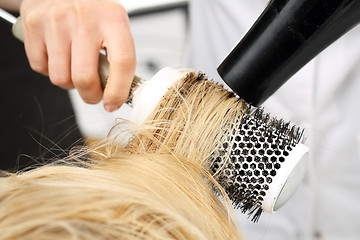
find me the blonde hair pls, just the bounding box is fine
[0,72,246,239]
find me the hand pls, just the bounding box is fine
[20,0,136,112]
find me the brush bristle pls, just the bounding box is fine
[209,107,304,222]
[125,75,144,106]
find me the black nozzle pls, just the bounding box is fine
[217,0,360,106]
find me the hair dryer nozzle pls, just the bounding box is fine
[218,0,360,106]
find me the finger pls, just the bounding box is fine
[21,16,49,76]
[46,32,73,90]
[71,31,103,104]
[102,21,136,112]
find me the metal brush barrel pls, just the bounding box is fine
[217,0,360,106]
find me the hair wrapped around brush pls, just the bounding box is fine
[0,72,247,239]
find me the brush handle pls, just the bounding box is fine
[218,0,360,106]
[11,16,23,41]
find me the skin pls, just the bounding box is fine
[1,0,136,112]
[0,0,22,10]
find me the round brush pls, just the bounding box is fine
[131,67,309,222]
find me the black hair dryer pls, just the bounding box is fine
[217,0,360,106]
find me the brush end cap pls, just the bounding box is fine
[262,143,309,213]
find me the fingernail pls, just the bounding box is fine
[104,104,120,112]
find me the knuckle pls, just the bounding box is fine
[30,62,48,75]
[23,10,43,29]
[73,73,98,90]
[74,0,89,19]
[49,72,71,87]
[106,2,128,23]
[49,4,72,27]
[74,78,93,90]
